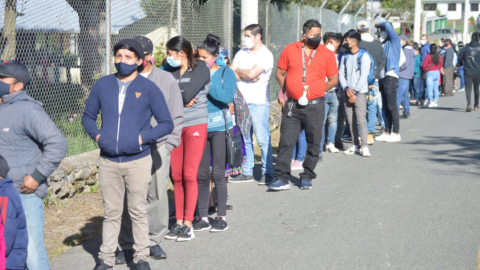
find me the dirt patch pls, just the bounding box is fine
[45,191,104,259]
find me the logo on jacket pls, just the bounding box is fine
[2,128,9,132]
[135,92,142,98]
[193,131,200,137]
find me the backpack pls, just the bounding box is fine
[0,196,9,270]
[344,49,376,86]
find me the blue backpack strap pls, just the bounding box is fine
[356,49,366,72]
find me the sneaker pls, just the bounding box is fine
[342,134,352,141]
[300,179,313,190]
[326,143,339,153]
[115,249,134,265]
[193,219,211,231]
[375,133,389,142]
[423,100,429,106]
[458,88,465,92]
[258,174,273,185]
[385,133,401,143]
[226,204,233,210]
[344,145,359,155]
[267,179,291,191]
[401,111,411,119]
[475,106,479,111]
[467,104,472,112]
[367,134,375,145]
[291,159,295,166]
[176,225,195,242]
[317,155,323,163]
[210,217,228,232]
[291,160,304,170]
[229,174,254,183]
[428,102,438,107]
[135,260,151,270]
[93,260,114,270]
[164,223,182,240]
[361,147,371,157]
[150,244,167,260]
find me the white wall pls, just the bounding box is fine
[424,3,480,21]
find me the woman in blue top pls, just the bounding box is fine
[194,34,236,233]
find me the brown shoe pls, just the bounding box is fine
[367,133,375,145]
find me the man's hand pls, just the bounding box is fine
[185,98,198,107]
[228,104,234,115]
[278,97,285,108]
[139,135,143,146]
[346,88,355,97]
[96,134,100,143]
[252,77,260,82]
[20,175,40,194]
[369,85,375,89]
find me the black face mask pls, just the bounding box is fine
[306,35,322,49]
[342,43,351,51]
[0,80,11,98]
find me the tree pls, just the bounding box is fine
[1,0,25,60]
[381,0,415,21]
[270,0,363,13]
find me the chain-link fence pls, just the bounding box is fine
[1,0,363,157]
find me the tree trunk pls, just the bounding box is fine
[2,0,18,60]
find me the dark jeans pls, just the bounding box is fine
[465,73,480,107]
[197,130,228,218]
[275,98,325,183]
[335,93,346,148]
[380,76,400,134]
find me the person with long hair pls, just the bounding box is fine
[163,36,210,242]
[422,43,444,108]
[193,34,236,233]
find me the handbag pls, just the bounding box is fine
[220,68,243,168]
[421,63,433,80]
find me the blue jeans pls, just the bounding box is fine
[397,78,411,113]
[459,66,465,89]
[243,103,273,175]
[426,71,440,102]
[416,78,426,101]
[292,130,306,162]
[413,77,422,101]
[367,85,379,133]
[20,193,49,270]
[320,91,339,151]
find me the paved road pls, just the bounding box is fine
[52,93,480,270]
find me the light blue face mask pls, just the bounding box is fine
[166,56,181,67]
[215,52,226,66]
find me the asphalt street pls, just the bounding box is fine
[51,92,480,270]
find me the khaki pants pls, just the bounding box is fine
[344,93,368,149]
[119,144,170,249]
[98,155,152,265]
[443,67,455,96]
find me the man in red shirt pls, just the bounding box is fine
[269,19,338,191]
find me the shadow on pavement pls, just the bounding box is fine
[63,216,103,261]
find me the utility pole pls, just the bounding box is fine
[413,0,421,42]
[464,0,470,42]
[241,0,259,45]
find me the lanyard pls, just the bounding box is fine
[302,43,317,84]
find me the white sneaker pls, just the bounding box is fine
[432,102,438,107]
[423,100,429,106]
[428,102,438,108]
[375,133,389,142]
[361,147,371,157]
[326,143,339,153]
[385,133,401,143]
[458,88,465,92]
[344,145,359,155]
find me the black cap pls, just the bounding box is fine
[134,36,154,55]
[0,155,9,179]
[115,39,145,60]
[0,60,30,86]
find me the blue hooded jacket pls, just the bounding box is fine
[420,42,431,65]
[0,178,28,270]
[379,22,401,77]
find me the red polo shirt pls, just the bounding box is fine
[277,41,338,100]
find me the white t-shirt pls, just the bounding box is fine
[233,45,274,104]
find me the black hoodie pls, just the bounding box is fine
[458,40,480,74]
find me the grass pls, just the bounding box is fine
[54,113,100,156]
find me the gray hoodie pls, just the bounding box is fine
[0,90,67,198]
[146,66,184,151]
[400,45,415,80]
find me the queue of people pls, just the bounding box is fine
[1,18,480,270]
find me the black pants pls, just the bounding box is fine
[335,93,346,149]
[465,73,480,107]
[197,130,228,218]
[380,76,400,134]
[275,98,325,183]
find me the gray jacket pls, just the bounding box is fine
[443,46,455,69]
[400,45,415,79]
[0,91,67,198]
[147,66,184,151]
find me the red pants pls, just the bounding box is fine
[170,124,207,222]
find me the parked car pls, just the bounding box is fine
[429,29,463,48]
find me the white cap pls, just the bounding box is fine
[356,20,369,31]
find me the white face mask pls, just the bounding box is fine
[245,36,257,49]
[420,40,427,45]
[326,43,335,52]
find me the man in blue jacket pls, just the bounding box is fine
[375,22,402,143]
[398,35,415,119]
[82,39,174,270]
[418,34,431,104]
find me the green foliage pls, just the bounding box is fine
[270,0,363,13]
[54,113,100,156]
[435,9,442,17]
[382,0,415,21]
[89,183,100,193]
[153,44,167,68]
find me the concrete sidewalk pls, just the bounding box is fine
[51,92,480,270]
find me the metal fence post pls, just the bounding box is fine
[177,0,182,35]
[105,0,111,75]
[354,5,364,27]
[265,0,270,48]
[227,0,232,54]
[338,0,352,32]
[319,0,328,26]
[384,12,391,20]
[297,3,301,40]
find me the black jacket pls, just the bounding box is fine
[458,41,480,74]
[359,39,386,79]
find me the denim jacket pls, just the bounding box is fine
[379,22,401,77]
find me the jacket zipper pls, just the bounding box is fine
[116,82,126,160]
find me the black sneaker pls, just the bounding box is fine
[193,219,211,231]
[115,249,134,265]
[93,260,113,270]
[210,217,228,232]
[317,155,323,163]
[164,223,182,240]
[258,174,273,185]
[300,179,313,190]
[150,244,167,260]
[176,225,195,242]
[226,204,233,210]
[135,260,151,270]
[229,174,254,183]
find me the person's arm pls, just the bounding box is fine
[353,54,371,92]
[140,87,174,145]
[325,51,339,91]
[229,61,242,82]
[458,47,465,66]
[208,68,236,105]
[422,55,431,71]
[235,65,265,81]
[338,57,348,90]
[275,67,287,91]
[165,78,184,151]
[22,104,68,192]
[380,22,400,44]
[181,64,211,103]
[81,83,101,142]
[376,43,386,78]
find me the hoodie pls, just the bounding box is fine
[400,45,415,79]
[359,33,386,79]
[458,40,480,74]
[420,42,431,65]
[378,22,401,78]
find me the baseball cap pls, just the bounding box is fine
[356,20,369,32]
[219,46,229,58]
[115,39,145,60]
[0,155,9,179]
[134,36,154,55]
[399,35,409,42]
[0,60,30,86]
